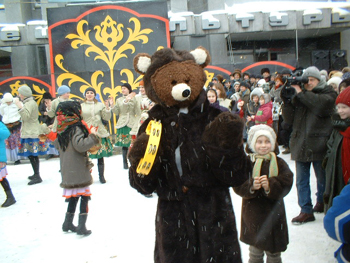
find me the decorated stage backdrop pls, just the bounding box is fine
[0,1,296,134]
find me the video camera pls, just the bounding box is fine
[282,73,308,88]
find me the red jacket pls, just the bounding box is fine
[255,101,273,126]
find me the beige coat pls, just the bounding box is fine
[112,95,141,131]
[47,97,72,132]
[18,97,42,138]
[81,101,111,138]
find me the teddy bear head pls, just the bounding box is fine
[133,46,211,108]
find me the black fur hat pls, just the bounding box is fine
[122,83,132,93]
[261,68,270,75]
[43,92,53,100]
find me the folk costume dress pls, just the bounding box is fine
[0,98,22,162]
[81,100,113,158]
[112,95,140,147]
[18,97,48,157]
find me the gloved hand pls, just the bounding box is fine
[280,85,296,103]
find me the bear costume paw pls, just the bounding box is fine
[202,112,244,149]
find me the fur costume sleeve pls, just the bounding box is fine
[202,111,250,187]
[128,117,160,195]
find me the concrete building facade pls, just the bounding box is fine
[0,0,349,77]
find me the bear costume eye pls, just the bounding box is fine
[171,80,177,85]
[185,79,190,84]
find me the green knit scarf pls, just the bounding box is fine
[249,152,278,178]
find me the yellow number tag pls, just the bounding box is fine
[136,120,162,176]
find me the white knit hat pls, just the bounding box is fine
[257,79,266,86]
[2,93,13,103]
[327,76,342,88]
[250,87,264,100]
[248,124,276,153]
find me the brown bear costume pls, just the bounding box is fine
[129,46,250,263]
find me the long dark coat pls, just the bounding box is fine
[234,157,293,253]
[282,85,337,162]
[324,125,346,213]
[129,91,250,263]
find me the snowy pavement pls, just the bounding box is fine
[0,147,339,263]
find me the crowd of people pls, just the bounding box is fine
[206,65,350,262]
[0,64,350,262]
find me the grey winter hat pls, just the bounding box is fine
[18,85,32,97]
[302,66,322,81]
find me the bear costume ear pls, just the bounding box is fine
[134,53,152,74]
[190,46,211,68]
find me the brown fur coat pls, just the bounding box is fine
[129,91,250,263]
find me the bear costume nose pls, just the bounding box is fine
[171,83,191,101]
[182,89,190,98]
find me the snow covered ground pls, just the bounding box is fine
[0,146,339,263]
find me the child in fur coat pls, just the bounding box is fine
[234,124,293,263]
[53,101,99,236]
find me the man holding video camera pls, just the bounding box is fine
[281,66,337,224]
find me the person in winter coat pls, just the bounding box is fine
[81,87,113,184]
[239,81,251,141]
[0,93,22,164]
[15,85,48,185]
[0,121,16,207]
[246,87,264,130]
[230,81,241,101]
[109,83,141,169]
[323,87,350,213]
[53,100,99,236]
[281,66,337,224]
[206,88,229,112]
[270,75,291,154]
[131,80,155,136]
[46,85,72,132]
[39,92,59,160]
[225,80,235,99]
[327,76,343,94]
[212,83,231,110]
[324,183,350,263]
[253,93,273,127]
[39,92,54,126]
[234,124,293,263]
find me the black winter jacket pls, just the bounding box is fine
[282,85,337,162]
